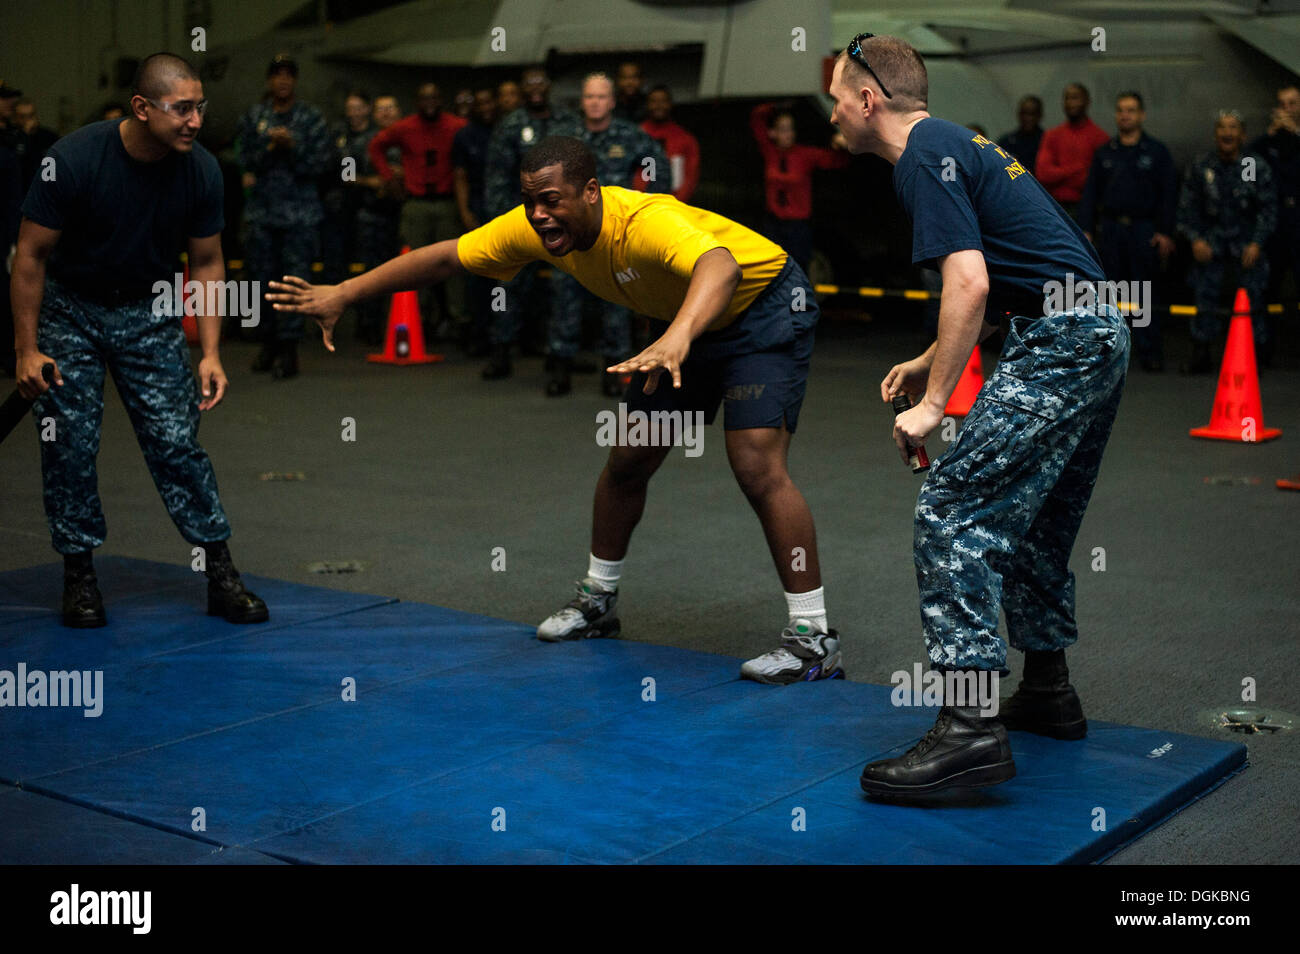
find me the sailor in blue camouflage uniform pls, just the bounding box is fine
[480,67,579,379]
[830,35,1129,799]
[320,90,375,288]
[10,53,267,629]
[1077,91,1177,372]
[1177,111,1277,374]
[235,54,330,378]
[546,72,671,397]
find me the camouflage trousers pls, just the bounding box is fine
[32,279,231,554]
[915,306,1129,671]
[548,272,632,360]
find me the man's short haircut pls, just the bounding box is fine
[839,35,927,112]
[583,72,613,92]
[521,136,598,190]
[1066,82,1090,101]
[1278,83,1300,97]
[1216,109,1245,129]
[1116,90,1144,109]
[346,88,371,103]
[1019,94,1043,111]
[132,53,201,101]
[648,84,672,98]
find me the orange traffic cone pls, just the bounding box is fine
[1189,289,1280,443]
[367,247,444,366]
[180,257,199,345]
[944,346,984,416]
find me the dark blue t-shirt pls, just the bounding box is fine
[894,117,1103,312]
[21,119,224,294]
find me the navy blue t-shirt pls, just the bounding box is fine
[21,119,224,294]
[894,117,1103,312]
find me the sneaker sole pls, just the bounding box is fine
[537,617,620,643]
[742,659,846,686]
[860,759,1017,798]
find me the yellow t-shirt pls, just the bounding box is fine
[455,186,787,328]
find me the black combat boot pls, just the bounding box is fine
[860,698,1015,798]
[203,541,269,623]
[999,648,1087,740]
[62,552,106,628]
[272,340,299,380]
[545,356,573,396]
[481,343,512,380]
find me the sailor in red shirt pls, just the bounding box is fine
[750,101,849,270]
[639,85,700,203]
[1035,83,1110,219]
[368,82,468,335]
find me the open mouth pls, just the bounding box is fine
[538,225,566,253]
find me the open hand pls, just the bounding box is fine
[606,332,690,394]
[265,276,346,352]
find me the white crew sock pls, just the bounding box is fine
[587,553,623,590]
[784,587,828,634]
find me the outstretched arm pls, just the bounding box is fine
[266,238,466,351]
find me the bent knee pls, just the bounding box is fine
[731,459,790,500]
[606,445,668,485]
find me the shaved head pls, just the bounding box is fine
[133,53,200,101]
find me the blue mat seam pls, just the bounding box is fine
[9,778,232,855]
[19,637,547,786]
[139,595,400,661]
[239,660,749,862]
[633,755,880,864]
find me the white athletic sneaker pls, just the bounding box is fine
[537,579,621,642]
[740,619,844,684]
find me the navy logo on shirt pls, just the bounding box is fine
[972,133,1028,180]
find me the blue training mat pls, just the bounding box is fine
[0,558,1247,864]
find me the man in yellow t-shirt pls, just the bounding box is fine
[267,135,841,684]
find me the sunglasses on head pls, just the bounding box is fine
[846,32,893,99]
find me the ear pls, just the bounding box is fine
[130,95,149,123]
[585,178,600,203]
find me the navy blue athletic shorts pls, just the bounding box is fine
[624,256,819,432]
